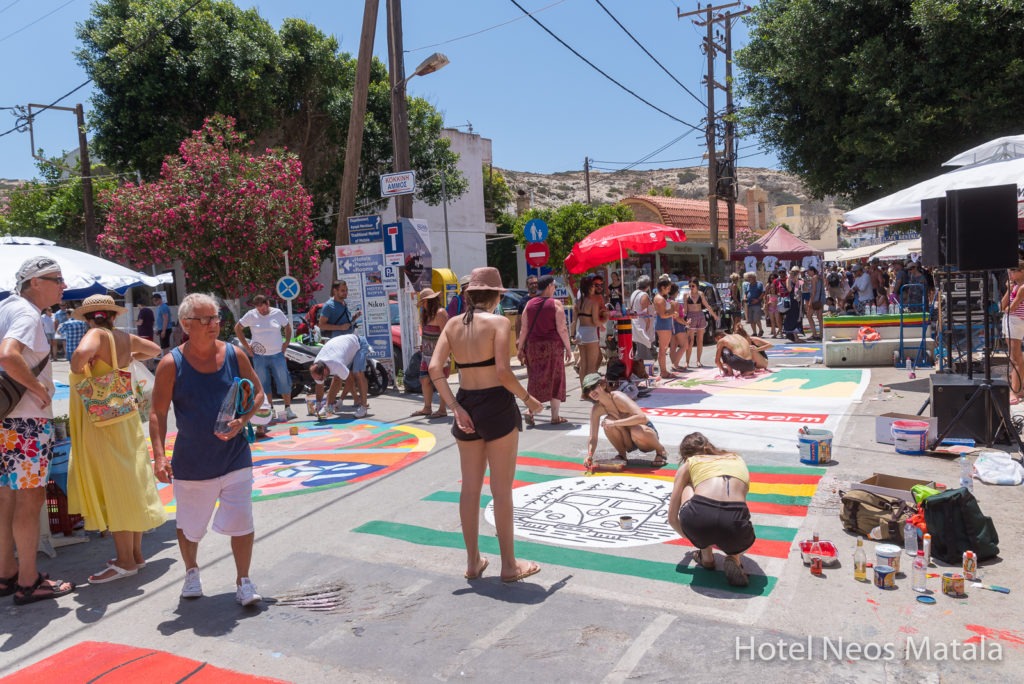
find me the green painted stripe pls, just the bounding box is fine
[355,521,777,596]
[423,490,798,542]
[747,492,812,506]
[748,464,826,475]
[518,451,585,464]
[511,470,562,483]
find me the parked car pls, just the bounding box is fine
[500,288,529,313]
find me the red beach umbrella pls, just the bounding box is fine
[564,221,687,274]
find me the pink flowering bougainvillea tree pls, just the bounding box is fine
[99,114,327,305]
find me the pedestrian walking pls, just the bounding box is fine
[235,294,296,432]
[517,274,572,425]
[411,288,449,418]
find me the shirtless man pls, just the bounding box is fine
[581,372,668,469]
[714,329,771,378]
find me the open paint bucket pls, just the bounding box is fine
[875,543,902,575]
[798,428,833,465]
[874,565,896,589]
[892,420,930,455]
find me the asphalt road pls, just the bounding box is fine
[3,354,1023,682]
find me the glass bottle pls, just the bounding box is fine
[853,538,867,582]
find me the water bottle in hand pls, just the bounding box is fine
[214,378,240,436]
[959,453,974,492]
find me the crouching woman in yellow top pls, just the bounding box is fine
[667,432,756,587]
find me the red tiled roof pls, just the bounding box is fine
[620,196,749,233]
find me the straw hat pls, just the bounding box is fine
[458,274,472,286]
[462,267,505,292]
[72,294,127,320]
[418,287,441,303]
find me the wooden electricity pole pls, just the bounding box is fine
[386,0,414,221]
[584,156,592,205]
[335,0,380,246]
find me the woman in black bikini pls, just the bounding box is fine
[575,274,608,388]
[683,279,719,368]
[429,268,543,583]
[581,372,668,470]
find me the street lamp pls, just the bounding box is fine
[404,52,450,84]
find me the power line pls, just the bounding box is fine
[506,0,702,132]
[0,0,205,139]
[591,152,707,165]
[592,0,705,108]
[0,0,77,44]
[0,1,24,16]
[589,129,698,186]
[406,0,568,53]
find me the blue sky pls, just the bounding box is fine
[0,0,778,181]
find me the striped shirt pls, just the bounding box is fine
[1010,285,1024,318]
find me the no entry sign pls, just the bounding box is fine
[525,242,550,267]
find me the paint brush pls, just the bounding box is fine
[971,582,1010,594]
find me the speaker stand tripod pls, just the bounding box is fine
[928,271,1024,458]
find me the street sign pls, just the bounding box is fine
[276,275,301,301]
[524,218,549,243]
[383,222,404,255]
[380,171,416,197]
[349,215,383,243]
[525,241,550,268]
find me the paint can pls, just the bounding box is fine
[306,398,316,416]
[875,543,902,575]
[891,420,930,455]
[289,426,299,436]
[618,516,634,530]
[942,572,965,597]
[810,557,823,575]
[873,565,896,589]
[798,428,833,465]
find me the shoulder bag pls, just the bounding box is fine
[0,356,50,420]
[75,329,138,427]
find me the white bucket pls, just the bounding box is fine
[798,428,833,465]
[892,420,929,455]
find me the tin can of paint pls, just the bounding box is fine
[810,557,823,575]
[618,516,634,530]
[874,565,896,589]
[875,543,902,575]
[942,572,965,597]
[289,426,299,436]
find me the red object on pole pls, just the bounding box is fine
[525,242,550,267]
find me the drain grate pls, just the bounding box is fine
[275,581,348,612]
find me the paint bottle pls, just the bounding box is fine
[853,538,867,582]
[963,550,977,581]
[922,533,932,567]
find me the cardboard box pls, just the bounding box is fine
[852,473,934,503]
[875,412,937,446]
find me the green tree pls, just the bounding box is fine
[0,155,117,250]
[483,165,514,223]
[511,202,634,275]
[736,0,1024,204]
[75,0,465,243]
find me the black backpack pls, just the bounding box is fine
[826,272,842,288]
[403,351,423,394]
[922,487,1000,563]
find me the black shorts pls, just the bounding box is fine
[678,494,756,555]
[451,386,523,442]
[160,329,172,349]
[721,348,756,374]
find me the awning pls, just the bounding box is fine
[870,238,922,260]
[825,242,897,262]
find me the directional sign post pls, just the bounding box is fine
[380,171,416,197]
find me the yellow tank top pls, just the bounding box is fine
[687,454,750,488]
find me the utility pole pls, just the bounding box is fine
[335,0,380,246]
[386,0,413,221]
[721,8,750,266]
[678,2,741,278]
[28,103,96,253]
[584,156,592,205]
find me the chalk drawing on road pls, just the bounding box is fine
[483,476,677,549]
[156,419,435,511]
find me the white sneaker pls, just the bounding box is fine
[285,408,298,420]
[354,405,368,418]
[236,577,262,606]
[181,567,203,598]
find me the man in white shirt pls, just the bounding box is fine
[851,263,873,314]
[234,295,295,423]
[0,256,75,604]
[309,335,371,418]
[628,276,655,374]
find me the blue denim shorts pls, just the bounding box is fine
[254,352,291,397]
[350,337,370,374]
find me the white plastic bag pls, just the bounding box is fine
[129,360,155,422]
[972,450,1024,486]
[250,396,273,426]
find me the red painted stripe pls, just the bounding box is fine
[517,456,588,471]
[747,501,808,517]
[666,536,794,559]
[518,456,823,486]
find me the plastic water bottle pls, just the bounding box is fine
[959,453,974,492]
[912,550,928,592]
[213,378,240,436]
[875,384,885,401]
[853,538,867,582]
[904,520,918,557]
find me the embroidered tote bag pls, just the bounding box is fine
[75,329,138,427]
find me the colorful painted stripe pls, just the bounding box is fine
[355,521,777,596]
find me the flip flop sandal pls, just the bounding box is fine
[501,561,541,583]
[695,549,716,570]
[723,557,750,587]
[428,411,449,419]
[90,564,138,584]
[523,413,535,427]
[651,454,668,468]
[550,417,569,425]
[464,557,489,580]
[108,559,146,570]
[13,573,75,605]
[0,572,17,597]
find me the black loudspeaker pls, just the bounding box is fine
[946,184,1018,271]
[920,196,947,268]
[930,374,1011,444]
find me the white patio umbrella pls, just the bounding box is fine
[0,235,164,298]
[843,157,1024,230]
[943,135,1024,167]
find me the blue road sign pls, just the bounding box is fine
[349,215,383,244]
[276,276,301,301]
[525,218,549,243]
[383,222,404,255]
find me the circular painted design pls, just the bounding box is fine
[156,419,435,511]
[484,476,677,549]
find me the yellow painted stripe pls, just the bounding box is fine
[749,482,818,497]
